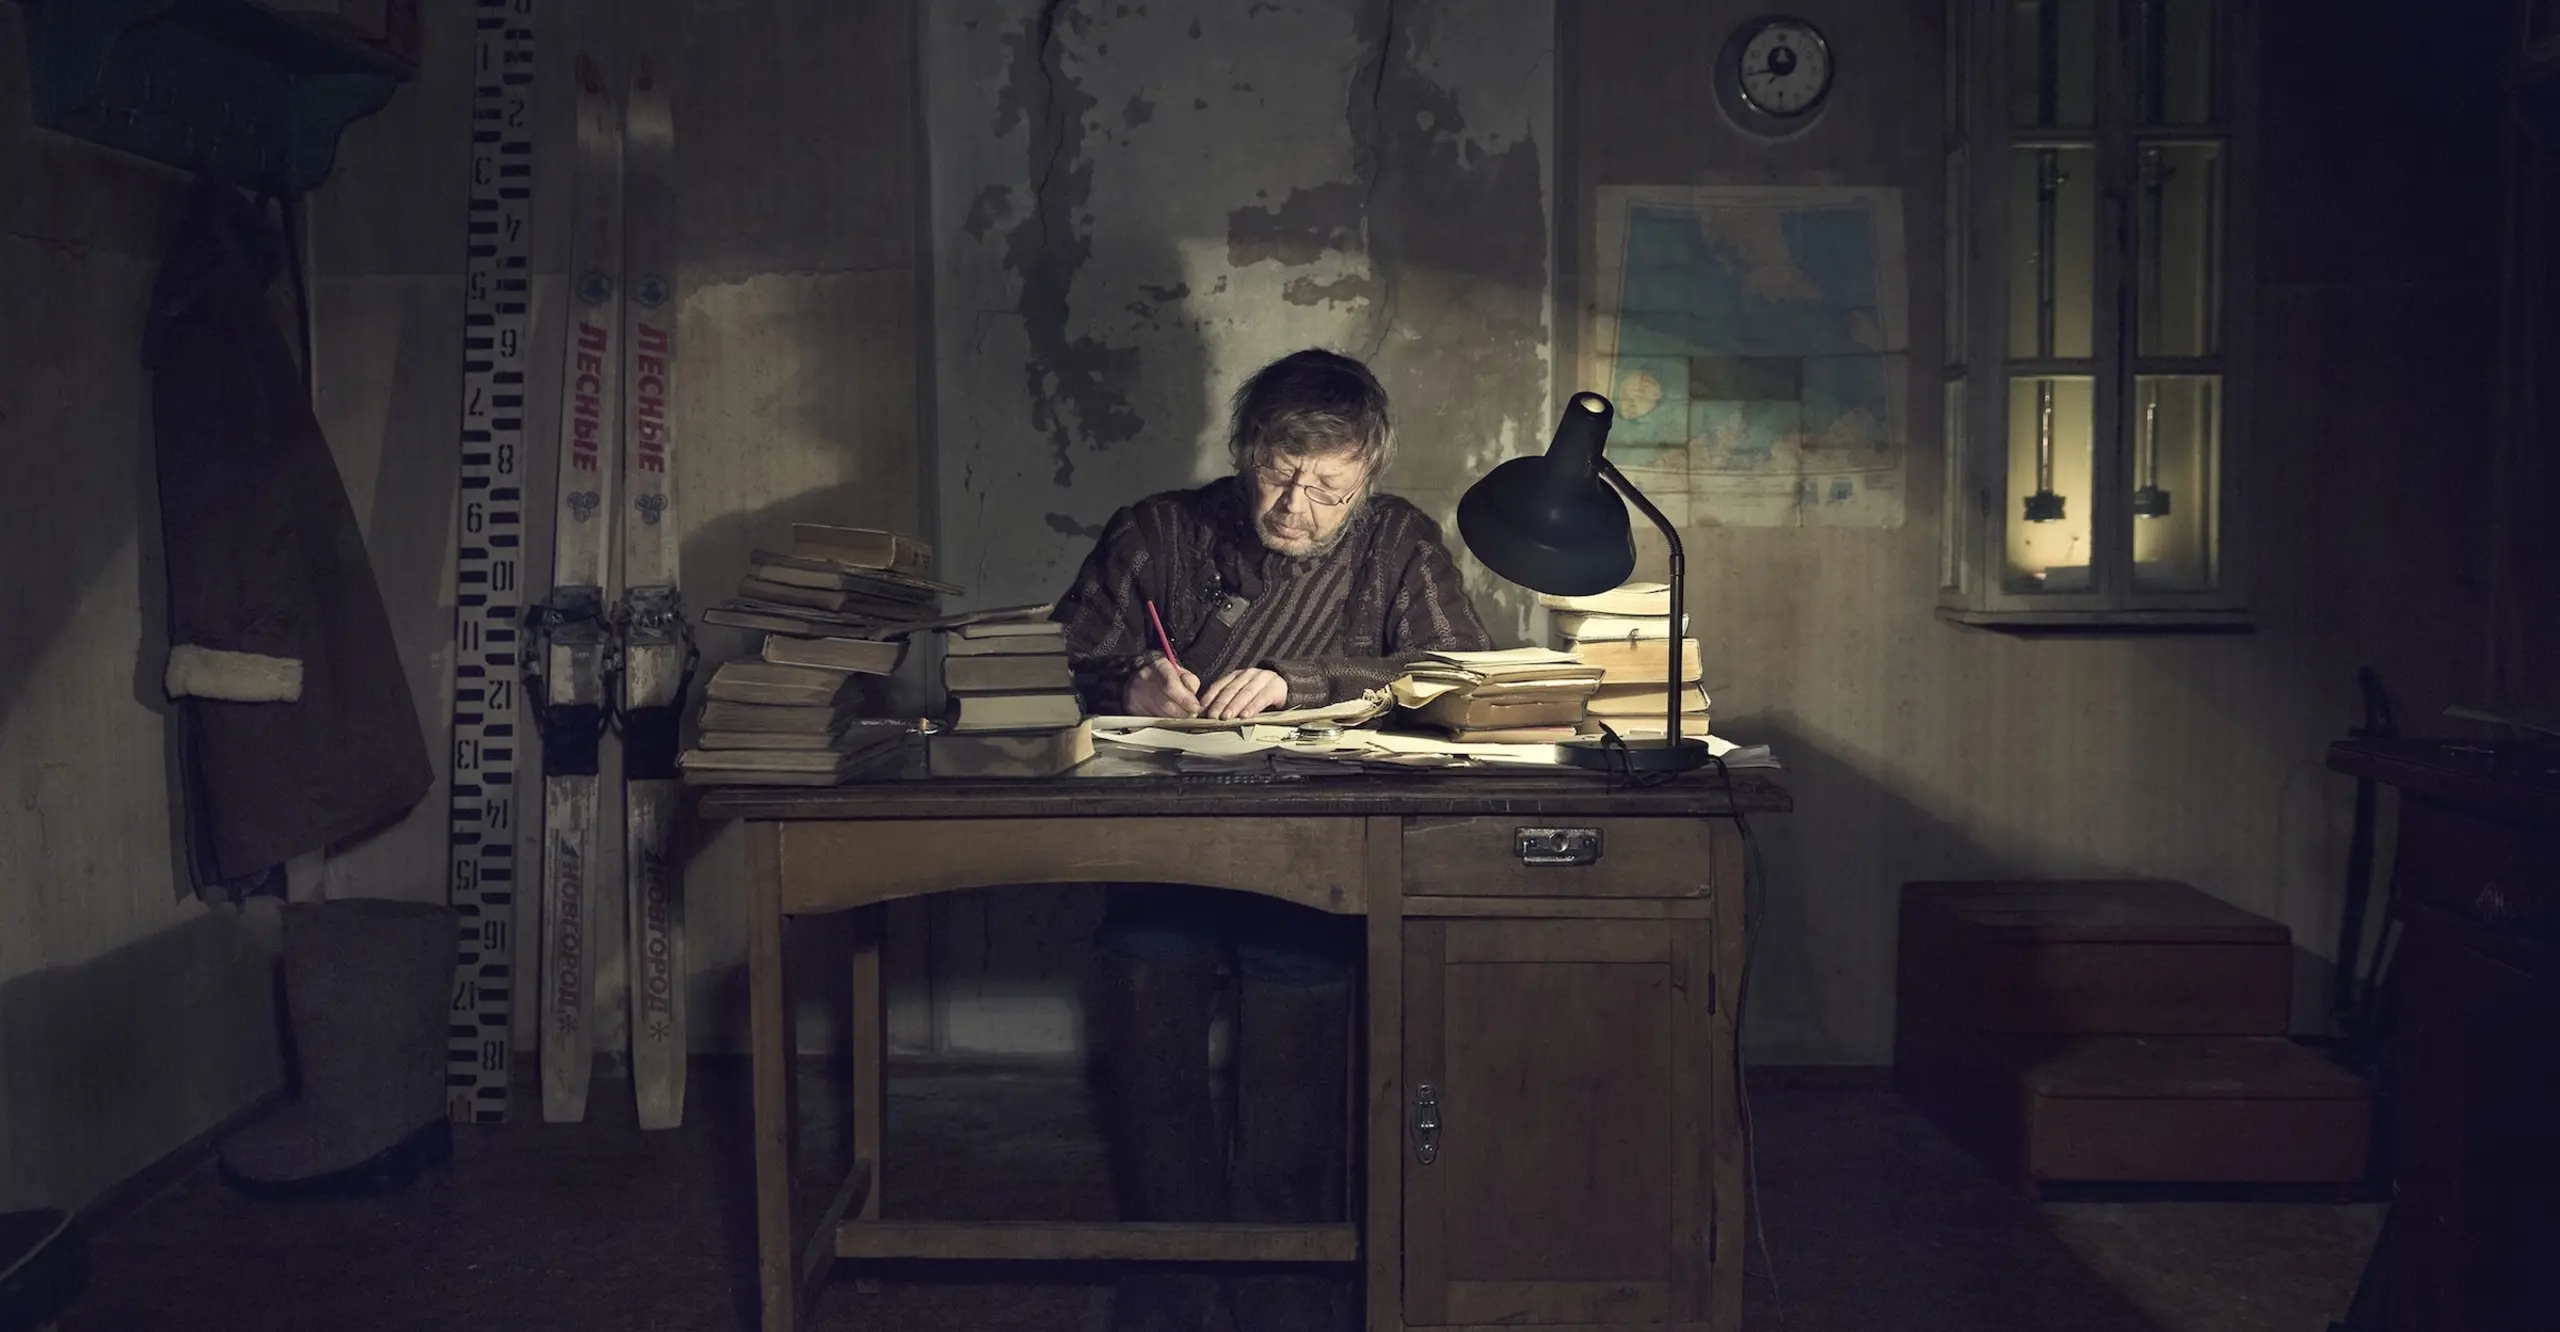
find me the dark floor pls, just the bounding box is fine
[63,1063,2379,1332]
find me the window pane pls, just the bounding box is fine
[1947,148,1969,363]
[2132,375,2218,591]
[2137,143,2224,356]
[2137,0,2218,125]
[2007,145,2097,359]
[2004,375,2095,593]
[1943,376,1968,591]
[2008,0,2098,127]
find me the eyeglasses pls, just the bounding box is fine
[1253,463,1363,510]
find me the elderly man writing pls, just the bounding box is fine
[1051,348,1492,1332]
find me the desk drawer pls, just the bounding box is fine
[1403,817,1711,899]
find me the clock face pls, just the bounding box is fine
[1736,20,1832,117]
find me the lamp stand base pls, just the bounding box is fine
[1557,736,1714,774]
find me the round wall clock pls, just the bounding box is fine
[1715,15,1834,137]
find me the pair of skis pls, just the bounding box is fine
[526,49,691,1129]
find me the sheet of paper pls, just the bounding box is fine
[1090,692,1387,733]
[1706,736,1781,768]
[1419,647,1584,668]
[1097,727,1278,756]
[1098,714,1780,775]
[1388,676,1464,708]
[1361,732,1570,765]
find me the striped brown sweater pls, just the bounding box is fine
[1052,476,1494,713]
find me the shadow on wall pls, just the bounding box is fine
[1733,714,2027,1065]
[124,323,194,905]
[0,180,187,765]
[0,903,281,1211]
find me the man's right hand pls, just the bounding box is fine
[1125,653,1203,718]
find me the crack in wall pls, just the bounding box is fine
[1359,0,1403,358]
[3,228,92,259]
[1028,0,1072,261]
[997,0,1144,492]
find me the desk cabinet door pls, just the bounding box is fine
[1402,918,1718,1328]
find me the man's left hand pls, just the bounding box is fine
[1198,668,1289,720]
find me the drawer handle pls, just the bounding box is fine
[1516,826,1602,867]
[1412,1082,1441,1165]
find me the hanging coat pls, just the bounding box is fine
[142,179,432,887]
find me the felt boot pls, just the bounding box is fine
[1229,970,1355,1332]
[1089,942,1228,1332]
[220,899,458,1198]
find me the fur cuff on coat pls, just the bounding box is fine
[166,644,305,703]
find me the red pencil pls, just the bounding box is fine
[1144,599,1182,671]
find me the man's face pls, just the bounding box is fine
[1248,449,1371,557]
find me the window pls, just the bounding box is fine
[1942,0,2247,629]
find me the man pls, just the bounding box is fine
[1052,349,1492,1332]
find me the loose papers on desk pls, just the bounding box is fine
[1094,721,1778,774]
[1089,692,1390,733]
[1099,725,1552,773]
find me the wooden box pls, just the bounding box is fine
[1896,880,2368,1192]
[1896,879,2293,1043]
[2008,1035,2367,1184]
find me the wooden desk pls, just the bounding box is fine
[699,760,1789,1332]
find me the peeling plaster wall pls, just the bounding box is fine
[925,0,1552,1055]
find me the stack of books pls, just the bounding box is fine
[1390,648,1605,742]
[1539,582,1710,740]
[701,523,958,640]
[676,652,911,787]
[927,611,1093,778]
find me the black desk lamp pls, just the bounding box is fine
[1457,391,1709,773]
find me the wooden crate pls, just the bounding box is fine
[2016,1035,2368,1184]
[1896,880,2294,1042]
[1896,880,2368,1191]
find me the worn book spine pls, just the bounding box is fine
[704,680,847,708]
[790,524,935,578]
[943,654,1074,694]
[737,578,933,620]
[928,721,1094,778]
[950,694,1086,731]
[759,637,906,675]
[746,557,939,602]
[696,699,860,734]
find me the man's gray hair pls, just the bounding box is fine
[1226,348,1396,480]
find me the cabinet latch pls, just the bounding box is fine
[1411,1082,1440,1164]
[1515,826,1601,866]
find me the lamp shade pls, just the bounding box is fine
[1456,392,1635,597]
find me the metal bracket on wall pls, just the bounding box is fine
[22,0,416,193]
